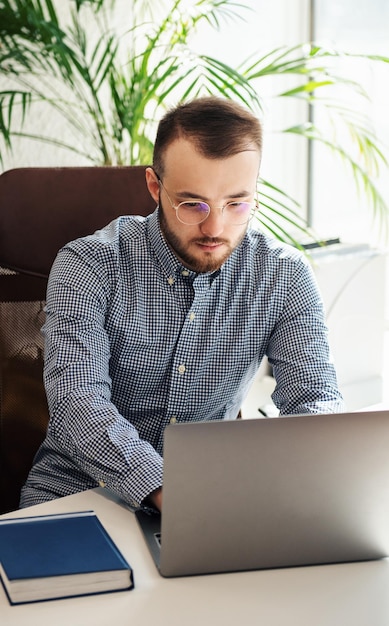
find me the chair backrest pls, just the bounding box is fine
[0,166,155,513]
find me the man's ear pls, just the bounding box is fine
[145,167,160,204]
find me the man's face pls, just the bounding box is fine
[146,138,261,273]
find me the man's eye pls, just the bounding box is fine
[182,202,209,211]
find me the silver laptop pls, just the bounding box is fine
[135,410,389,577]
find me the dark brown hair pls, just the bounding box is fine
[153,96,263,176]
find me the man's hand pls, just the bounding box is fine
[148,487,162,511]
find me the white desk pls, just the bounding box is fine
[1,488,389,626]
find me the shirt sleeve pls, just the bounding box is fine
[266,255,345,415]
[43,243,163,509]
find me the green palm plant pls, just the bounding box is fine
[0,0,388,245]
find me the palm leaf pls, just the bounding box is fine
[257,180,316,245]
[286,122,389,231]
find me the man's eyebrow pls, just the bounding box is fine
[174,189,253,201]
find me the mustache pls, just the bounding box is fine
[192,237,228,245]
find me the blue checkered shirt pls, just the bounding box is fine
[20,208,343,509]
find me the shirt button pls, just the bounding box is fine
[168,276,175,285]
[98,480,106,488]
[189,312,195,322]
[181,270,190,277]
[178,364,186,374]
[170,416,177,424]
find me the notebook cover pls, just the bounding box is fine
[0,510,134,604]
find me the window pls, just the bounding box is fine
[310,0,389,246]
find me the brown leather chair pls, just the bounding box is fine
[0,166,155,513]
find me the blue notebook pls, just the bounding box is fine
[0,510,134,604]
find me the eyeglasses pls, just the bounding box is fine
[156,174,258,226]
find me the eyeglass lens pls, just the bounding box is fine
[176,201,254,225]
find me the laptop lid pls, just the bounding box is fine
[136,411,389,577]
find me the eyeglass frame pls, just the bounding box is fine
[153,170,259,226]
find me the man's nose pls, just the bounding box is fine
[200,208,225,238]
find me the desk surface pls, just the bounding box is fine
[1,488,389,626]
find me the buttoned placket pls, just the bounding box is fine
[165,271,213,424]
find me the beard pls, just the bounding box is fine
[158,199,246,273]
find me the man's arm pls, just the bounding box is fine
[43,244,163,508]
[267,256,344,415]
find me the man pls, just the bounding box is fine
[20,97,344,512]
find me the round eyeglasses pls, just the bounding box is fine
[156,174,258,226]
